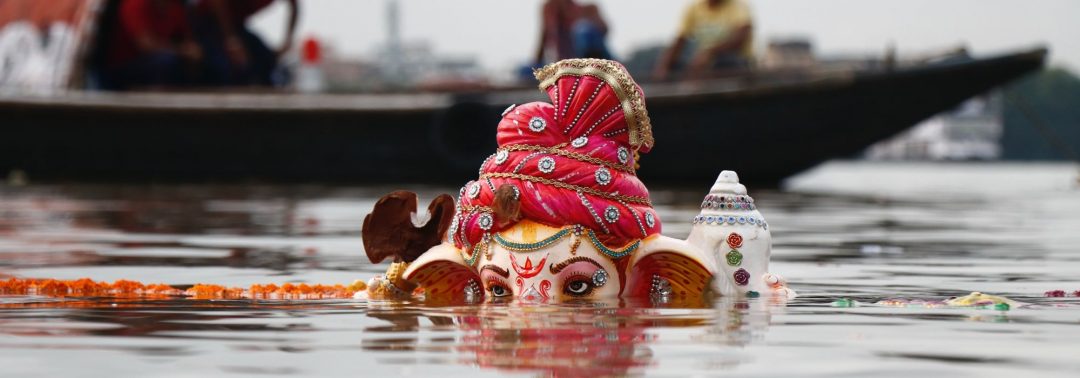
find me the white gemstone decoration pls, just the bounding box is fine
[510,185,520,200]
[595,168,612,186]
[494,150,509,164]
[571,136,588,148]
[617,147,630,165]
[577,191,610,234]
[528,117,547,132]
[644,212,655,228]
[467,182,481,199]
[592,269,608,287]
[537,157,556,173]
[502,104,516,117]
[478,213,493,230]
[603,206,619,223]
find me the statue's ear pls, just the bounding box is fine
[403,244,481,303]
[624,236,715,301]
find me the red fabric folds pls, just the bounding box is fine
[452,61,660,251]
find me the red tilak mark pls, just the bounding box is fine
[510,253,547,279]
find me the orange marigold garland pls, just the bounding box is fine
[0,277,365,300]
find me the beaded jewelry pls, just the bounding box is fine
[567,82,603,132]
[617,199,648,237]
[486,224,638,260]
[447,214,459,244]
[571,136,588,148]
[586,229,639,259]
[700,194,755,211]
[577,191,611,234]
[493,227,573,252]
[650,274,672,297]
[560,77,580,123]
[467,182,481,199]
[463,279,482,302]
[535,59,654,150]
[497,144,635,174]
[595,167,612,186]
[538,156,556,174]
[514,151,545,174]
[528,117,547,132]
[509,185,520,200]
[592,269,608,287]
[462,234,490,267]
[478,213,493,230]
[569,224,583,255]
[580,105,620,137]
[691,215,768,230]
[603,205,619,223]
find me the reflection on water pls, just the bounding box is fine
[1,162,1079,377]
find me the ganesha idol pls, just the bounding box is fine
[361,59,794,303]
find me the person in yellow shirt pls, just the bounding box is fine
[655,0,754,80]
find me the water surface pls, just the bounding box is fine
[1,162,1079,377]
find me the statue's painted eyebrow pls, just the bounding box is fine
[480,265,509,278]
[549,256,604,274]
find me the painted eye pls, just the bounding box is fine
[489,284,511,298]
[564,279,593,297]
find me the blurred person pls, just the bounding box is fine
[193,0,298,86]
[572,3,612,60]
[534,0,612,65]
[654,0,754,80]
[101,0,202,90]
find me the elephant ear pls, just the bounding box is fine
[624,236,716,301]
[362,191,455,264]
[403,243,481,303]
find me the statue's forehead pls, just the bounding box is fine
[497,220,564,242]
[486,243,614,278]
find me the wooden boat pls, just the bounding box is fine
[0,48,1046,186]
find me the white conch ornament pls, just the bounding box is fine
[687,171,795,297]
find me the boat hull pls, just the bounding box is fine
[0,49,1046,186]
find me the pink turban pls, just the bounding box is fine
[451,59,659,253]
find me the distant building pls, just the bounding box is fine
[296,0,488,92]
[865,94,1003,160]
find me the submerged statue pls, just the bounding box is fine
[362,59,794,303]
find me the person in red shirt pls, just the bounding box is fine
[193,0,299,86]
[102,0,202,90]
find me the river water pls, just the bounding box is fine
[1,162,1078,377]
